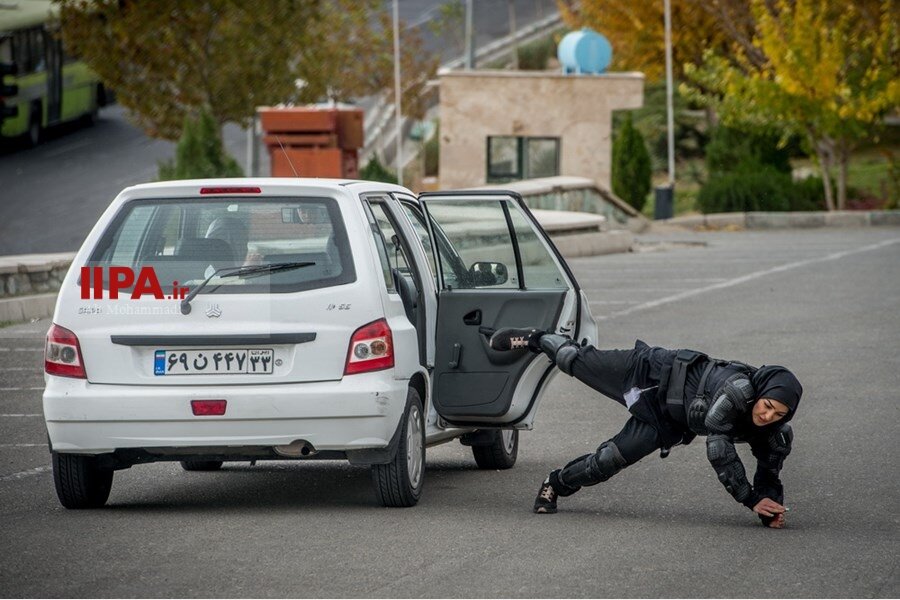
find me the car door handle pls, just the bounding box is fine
[449,343,462,369]
[463,309,481,325]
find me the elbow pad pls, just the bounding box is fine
[707,434,752,504]
[705,377,755,434]
[759,423,794,471]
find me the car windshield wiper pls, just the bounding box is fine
[180,261,315,315]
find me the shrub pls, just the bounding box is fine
[424,124,439,177]
[697,165,793,213]
[705,126,791,176]
[158,109,242,180]
[790,176,827,211]
[360,155,397,184]
[611,113,652,212]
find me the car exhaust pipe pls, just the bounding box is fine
[273,440,317,458]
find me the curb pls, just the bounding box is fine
[0,293,56,324]
[665,210,900,230]
[551,230,633,258]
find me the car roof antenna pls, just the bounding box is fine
[276,135,300,178]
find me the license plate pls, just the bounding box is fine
[154,349,274,375]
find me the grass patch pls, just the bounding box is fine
[789,144,898,203]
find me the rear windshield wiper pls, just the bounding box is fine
[180,261,315,315]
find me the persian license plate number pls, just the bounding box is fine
[154,349,274,375]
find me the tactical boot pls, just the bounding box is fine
[533,472,560,514]
[490,328,543,352]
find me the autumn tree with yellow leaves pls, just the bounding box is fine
[559,0,898,211]
[685,0,899,210]
[557,0,763,81]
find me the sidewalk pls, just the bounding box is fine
[3,208,898,325]
[664,209,900,229]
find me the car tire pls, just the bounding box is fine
[472,429,518,470]
[52,452,114,509]
[180,460,224,471]
[372,388,424,507]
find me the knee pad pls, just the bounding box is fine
[538,334,579,376]
[559,442,627,489]
[556,345,578,375]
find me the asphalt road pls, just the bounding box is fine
[1,227,898,597]
[0,0,557,256]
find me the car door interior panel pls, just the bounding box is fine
[433,290,565,418]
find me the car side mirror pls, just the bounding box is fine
[468,261,508,286]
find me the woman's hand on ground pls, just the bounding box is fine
[766,513,786,528]
[753,497,786,517]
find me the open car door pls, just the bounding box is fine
[419,191,594,429]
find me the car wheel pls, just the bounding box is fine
[52,452,114,509]
[180,460,224,471]
[472,429,518,470]
[372,388,424,507]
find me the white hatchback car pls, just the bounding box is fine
[43,178,598,508]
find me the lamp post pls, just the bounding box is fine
[654,0,676,219]
[664,0,675,187]
[393,0,403,186]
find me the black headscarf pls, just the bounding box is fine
[751,365,803,421]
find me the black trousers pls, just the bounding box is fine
[553,344,670,495]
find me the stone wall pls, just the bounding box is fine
[0,253,75,299]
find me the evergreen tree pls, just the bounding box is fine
[611,113,652,212]
[158,110,242,180]
[360,156,398,184]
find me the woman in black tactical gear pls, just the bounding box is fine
[489,328,803,528]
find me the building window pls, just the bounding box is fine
[486,136,560,183]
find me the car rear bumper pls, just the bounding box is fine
[43,372,407,454]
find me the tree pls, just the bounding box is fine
[56,0,438,139]
[611,113,652,212]
[684,0,899,210]
[360,155,398,184]
[158,109,242,180]
[57,0,321,139]
[557,0,752,81]
[297,0,439,120]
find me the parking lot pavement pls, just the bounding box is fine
[0,227,898,597]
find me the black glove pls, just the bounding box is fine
[687,396,709,434]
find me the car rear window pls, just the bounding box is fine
[87,196,355,294]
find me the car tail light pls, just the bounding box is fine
[199,187,261,194]
[45,324,86,379]
[344,319,394,375]
[191,400,227,416]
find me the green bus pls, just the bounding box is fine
[1,0,107,146]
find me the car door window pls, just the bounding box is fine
[423,199,519,290]
[362,202,396,293]
[507,203,568,290]
[368,202,410,276]
[399,202,437,278]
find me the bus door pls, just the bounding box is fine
[45,32,61,124]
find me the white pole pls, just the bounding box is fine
[393,0,403,186]
[664,0,675,187]
[465,0,474,69]
[508,0,518,69]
